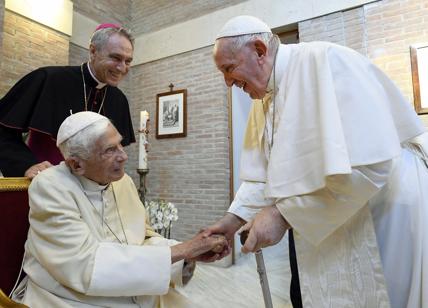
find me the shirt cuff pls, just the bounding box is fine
[228,181,275,221]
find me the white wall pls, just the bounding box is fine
[5,0,72,35]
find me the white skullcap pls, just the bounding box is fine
[216,15,272,39]
[56,111,108,146]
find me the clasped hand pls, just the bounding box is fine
[202,206,290,257]
[171,232,228,263]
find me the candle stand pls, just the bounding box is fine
[137,168,149,205]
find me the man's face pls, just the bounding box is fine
[90,33,133,87]
[214,38,268,99]
[83,124,128,184]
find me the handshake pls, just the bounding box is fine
[171,206,291,265]
[171,205,292,265]
[170,232,230,264]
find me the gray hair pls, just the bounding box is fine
[90,27,134,50]
[58,118,111,160]
[214,32,275,55]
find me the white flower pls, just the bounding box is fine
[145,199,178,237]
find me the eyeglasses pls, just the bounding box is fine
[100,144,126,158]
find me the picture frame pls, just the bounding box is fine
[156,89,187,138]
[410,43,428,114]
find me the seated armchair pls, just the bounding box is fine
[0,177,31,299]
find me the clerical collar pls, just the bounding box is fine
[87,62,107,89]
[266,44,289,94]
[77,174,109,192]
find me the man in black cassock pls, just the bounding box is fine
[0,24,136,178]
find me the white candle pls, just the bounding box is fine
[140,110,149,131]
[139,134,148,169]
[139,111,149,169]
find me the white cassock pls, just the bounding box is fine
[12,162,193,308]
[230,42,428,308]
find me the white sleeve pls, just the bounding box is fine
[142,237,184,287]
[228,181,275,221]
[276,160,392,246]
[87,237,184,296]
[87,243,172,296]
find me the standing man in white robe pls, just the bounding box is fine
[12,111,227,308]
[205,15,428,308]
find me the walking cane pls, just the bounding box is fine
[240,230,274,308]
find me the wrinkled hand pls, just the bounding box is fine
[24,161,53,179]
[171,233,228,263]
[202,213,245,241]
[191,238,229,263]
[241,205,290,253]
[200,213,246,260]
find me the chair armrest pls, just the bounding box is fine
[0,177,30,192]
[0,288,29,307]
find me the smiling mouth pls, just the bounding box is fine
[109,71,121,79]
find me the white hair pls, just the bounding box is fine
[214,32,274,55]
[90,27,134,50]
[58,118,111,160]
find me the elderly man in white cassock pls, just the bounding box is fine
[12,111,227,307]
[204,15,428,308]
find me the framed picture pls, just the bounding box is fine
[156,89,187,138]
[410,43,428,114]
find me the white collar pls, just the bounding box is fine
[78,174,109,192]
[88,62,107,89]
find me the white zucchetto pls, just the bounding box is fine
[56,111,107,146]
[216,15,272,39]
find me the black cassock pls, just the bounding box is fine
[0,62,135,176]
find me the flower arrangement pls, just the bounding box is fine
[145,199,178,238]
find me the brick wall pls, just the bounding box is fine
[365,0,428,109]
[130,0,245,35]
[128,47,230,240]
[0,11,69,96]
[72,0,131,27]
[299,0,428,124]
[299,8,366,54]
[69,42,88,66]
